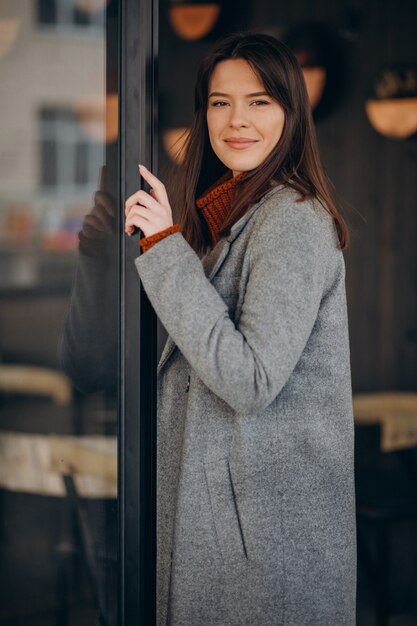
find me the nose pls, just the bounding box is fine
[228,103,249,128]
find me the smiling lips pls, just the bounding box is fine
[224,137,259,150]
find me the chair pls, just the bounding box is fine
[353,392,417,626]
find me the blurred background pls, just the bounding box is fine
[0,0,416,624]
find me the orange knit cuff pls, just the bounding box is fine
[139,224,181,252]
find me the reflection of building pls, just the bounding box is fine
[0,1,105,282]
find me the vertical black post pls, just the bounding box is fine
[118,0,158,624]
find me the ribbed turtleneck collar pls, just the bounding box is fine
[196,170,247,247]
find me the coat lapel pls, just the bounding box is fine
[156,184,284,375]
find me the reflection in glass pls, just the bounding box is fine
[0,1,118,624]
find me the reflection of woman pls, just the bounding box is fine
[126,33,356,625]
[60,170,118,395]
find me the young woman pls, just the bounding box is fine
[125,32,356,626]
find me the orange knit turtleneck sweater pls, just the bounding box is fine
[138,170,246,253]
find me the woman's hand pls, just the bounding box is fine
[78,165,116,257]
[124,164,174,237]
[82,190,115,239]
[81,166,115,240]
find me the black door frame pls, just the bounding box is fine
[118,0,158,623]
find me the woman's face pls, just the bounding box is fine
[206,58,285,177]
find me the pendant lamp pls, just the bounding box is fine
[283,21,346,119]
[365,65,417,139]
[169,0,221,41]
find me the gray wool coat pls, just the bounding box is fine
[134,183,357,626]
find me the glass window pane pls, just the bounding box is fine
[75,142,89,185]
[0,1,119,624]
[38,0,56,25]
[41,139,58,187]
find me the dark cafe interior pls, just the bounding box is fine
[0,0,416,624]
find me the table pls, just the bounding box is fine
[0,431,117,498]
[353,391,417,452]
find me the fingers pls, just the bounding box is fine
[124,166,174,238]
[83,190,116,237]
[94,190,115,216]
[138,164,169,206]
[92,208,114,234]
[124,189,161,215]
[125,203,172,237]
[82,212,113,237]
[125,205,151,236]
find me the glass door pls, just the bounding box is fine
[0,1,121,623]
[0,1,158,623]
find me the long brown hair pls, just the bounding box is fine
[166,32,350,254]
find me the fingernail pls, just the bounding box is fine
[138,163,146,170]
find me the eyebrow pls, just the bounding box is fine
[208,91,270,98]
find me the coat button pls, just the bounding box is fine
[185,375,190,392]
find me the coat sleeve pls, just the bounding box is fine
[59,250,118,394]
[134,198,336,414]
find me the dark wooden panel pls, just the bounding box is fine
[159,0,417,392]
